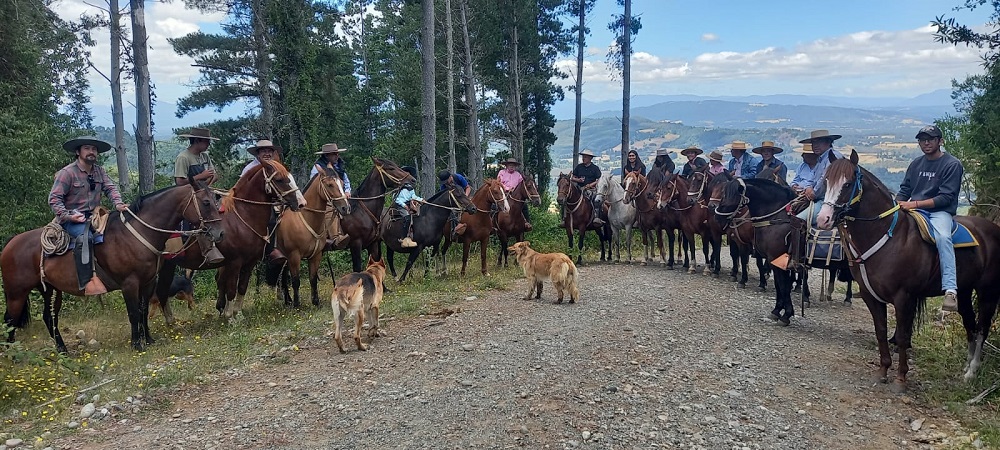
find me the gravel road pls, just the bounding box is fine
[44,253,978,450]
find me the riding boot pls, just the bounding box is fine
[325,214,350,251]
[198,234,225,265]
[590,200,605,226]
[266,212,286,266]
[399,215,417,248]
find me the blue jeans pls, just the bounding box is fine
[929,210,957,292]
[796,201,821,226]
[61,221,87,238]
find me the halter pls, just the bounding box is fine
[121,185,219,256]
[557,177,585,213]
[302,174,349,214]
[376,163,407,188]
[714,178,750,218]
[507,179,541,204]
[687,172,707,202]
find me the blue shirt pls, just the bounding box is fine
[395,188,423,207]
[311,159,352,194]
[442,173,469,191]
[728,153,759,178]
[791,162,817,190]
[809,148,844,199]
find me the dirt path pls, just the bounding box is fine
[50,256,970,450]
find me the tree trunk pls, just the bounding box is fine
[445,0,456,174]
[510,17,524,165]
[420,0,436,198]
[110,0,128,192]
[130,0,154,193]
[459,0,482,186]
[572,0,585,168]
[620,0,631,176]
[252,0,274,138]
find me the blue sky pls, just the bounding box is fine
[55,0,993,119]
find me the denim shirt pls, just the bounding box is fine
[810,148,844,199]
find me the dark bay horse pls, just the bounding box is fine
[658,173,722,275]
[707,176,770,290]
[336,157,414,272]
[556,173,609,265]
[622,172,681,267]
[817,151,1000,391]
[4,181,223,351]
[155,161,300,323]
[272,168,351,307]
[496,177,541,268]
[382,185,476,282]
[442,179,509,276]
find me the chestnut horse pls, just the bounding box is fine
[442,179,509,276]
[658,173,722,275]
[556,173,609,265]
[622,172,682,268]
[495,177,541,268]
[273,168,351,307]
[3,179,223,351]
[336,157,415,272]
[155,161,300,323]
[817,151,1000,392]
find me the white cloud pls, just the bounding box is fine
[557,25,986,100]
[701,33,719,42]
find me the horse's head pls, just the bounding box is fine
[185,178,225,243]
[318,169,351,216]
[817,149,862,230]
[715,178,748,226]
[687,170,707,205]
[260,160,301,211]
[371,156,414,188]
[706,171,732,211]
[521,177,541,206]
[486,179,510,212]
[657,174,684,210]
[622,172,645,203]
[445,184,477,214]
[556,173,572,206]
[595,175,609,204]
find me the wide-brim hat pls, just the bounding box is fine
[729,141,747,151]
[681,146,703,156]
[247,139,282,156]
[315,143,347,155]
[63,136,112,154]
[502,157,521,166]
[654,149,675,157]
[794,143,819,157]
[708,150,724,163]
[799,129,842,144]
[752,141,784,155]
[580,149,596,157]
[177,127,220,141]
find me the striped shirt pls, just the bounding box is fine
[49,161,124,223]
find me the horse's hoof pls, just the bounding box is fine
[758,287,767,292]
[874,373,889,384]
[729,276,737,282]
[712,273,719,279]
[767,313,780,321]
[738,283,746,289]
[792,286,801,293]
[889,380,907,394]
[687,269,696,274]
[778,317,791,327]
[640,261,648,266]
[843,299,852,306]
[132,342,146,352]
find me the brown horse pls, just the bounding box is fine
[155,160,300,323]
[336,157,415,272]
[441,179,509,276]
[658,173,722,275]
[706,174,771,290]
[495,177,541,268]
[556,173,609,265]
[3,180,224,351]
[817,151,1000,392]
[273,168,351,307]
[622,172,682,268]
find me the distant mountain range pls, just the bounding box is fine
[90,101,236,140]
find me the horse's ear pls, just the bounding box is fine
[850,149,859,165]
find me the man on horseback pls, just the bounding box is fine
[497,158,532,231]
[49,136,130,292]
[896,125,964,311]
[571,149,603,226]
[241,140,307,265]
[440,170,471,236]
[727,141,758,179]
[395,166,423,248]
[796,130,844,225]
[174,127,224,264]
[680,146,707,178]
[312,143,351,251]
[752,141,787,182]
[790,144,819,194]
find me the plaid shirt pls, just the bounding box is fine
[49,161,124,223]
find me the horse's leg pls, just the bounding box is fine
[387,247,398,278]
[119,279,146,351]
[461,241,470,276]
[712,237,722,278]
[496,234,507,268]
[480,238,489,276]
[773,269,794,326]
[863,296,892,384]
[232,265,255,319]
[825,269,837,303]
[154,263,177,326]
[890,295,919,393]
[729,244,739,282]
[139,281,156,346]
[279,264,292,306]
[290,259,302,308]
[739,249,749,289]
[219,266,241,319]
[686,232,698,274]
[801,270,811,303]
[662,229,671,268]
[566,228,574,252]
[700,236,711,275]
[756,255,769,291]
[350,245,364,273]
[968,287,1000,381]
[625,224,634,263]
[844,278,854,304]
[576,229,585,266]
[768,269,786,321]
[41,287,68,353]
[399,248,422,283]
[309,255,321,307]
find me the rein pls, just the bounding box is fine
[421,189,469,212]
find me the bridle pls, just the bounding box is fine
[687,172,707,203]
[660,176,694,211]
[422,188,472,212]
[120,184,220,256]
[507,179,541,204]
[557,176,584,212]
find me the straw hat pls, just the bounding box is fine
[580,149,596,157]
[177,127,220,141]
[798,129,842,144]
[655,148,675,157]
[63,136,112,154]
[729,141,748,151]
[501,157,521,166]
[315,143,347,155]
[708,150,724,163]
[247,139,281,156]
[681,146,703,156]
[751,141,784,155]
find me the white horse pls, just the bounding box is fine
[596,175,637,263]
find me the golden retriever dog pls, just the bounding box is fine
[331,257,387,353]
[507,241,579,303]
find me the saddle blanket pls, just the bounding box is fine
[805,228,842,263]
[908,210,979,248]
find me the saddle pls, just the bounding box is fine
[40,212,110,295]
[804,228,843,264]
[908,209,979,248]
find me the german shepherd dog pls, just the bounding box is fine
[149,275,196,318]
[332,257,387,353]
[507,241,580,304]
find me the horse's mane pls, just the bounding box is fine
[706,171,733,190]
[130,184,183,214]
[427,188,449,203]
[825,158,896,201]
[744,178,795,201]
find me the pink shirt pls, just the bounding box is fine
[708,163,726,176]
[497,169,523,191]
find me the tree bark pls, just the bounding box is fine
[445,0,456,174]
[130,0,154,193]
[572,0,585,168]
[110,0,128,192]
[420,0,436,198]
[252,0,274,138]
[459,0,482,186]
[509,14,524,165]
[620,0,631,176]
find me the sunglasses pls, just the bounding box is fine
[87,174,96,191]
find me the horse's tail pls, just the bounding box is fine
[264,261,283,287]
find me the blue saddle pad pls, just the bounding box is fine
[910,210,978,248]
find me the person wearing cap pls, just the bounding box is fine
[623,149,646,177]
[790,144,819,193]
[679,146,707,178]
[241,140,307,265]
[174,127,219,186]
[796,130,845,226]
[49,136,129,294]
[311,143,352,250]
[896,125,964,311]
[707,150,726,176]
[497,158,532,230]
[752,141,787,182]
[727,141,758,179]
[439,170,471,196]
[394,166,423,248]
[571,149,604,226]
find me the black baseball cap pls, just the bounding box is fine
[915,125,942,139]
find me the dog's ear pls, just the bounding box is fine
[523,241,530,247]
[367,255,376,266]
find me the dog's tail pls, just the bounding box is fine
[564,260,580,301]
[332,278,366,314]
